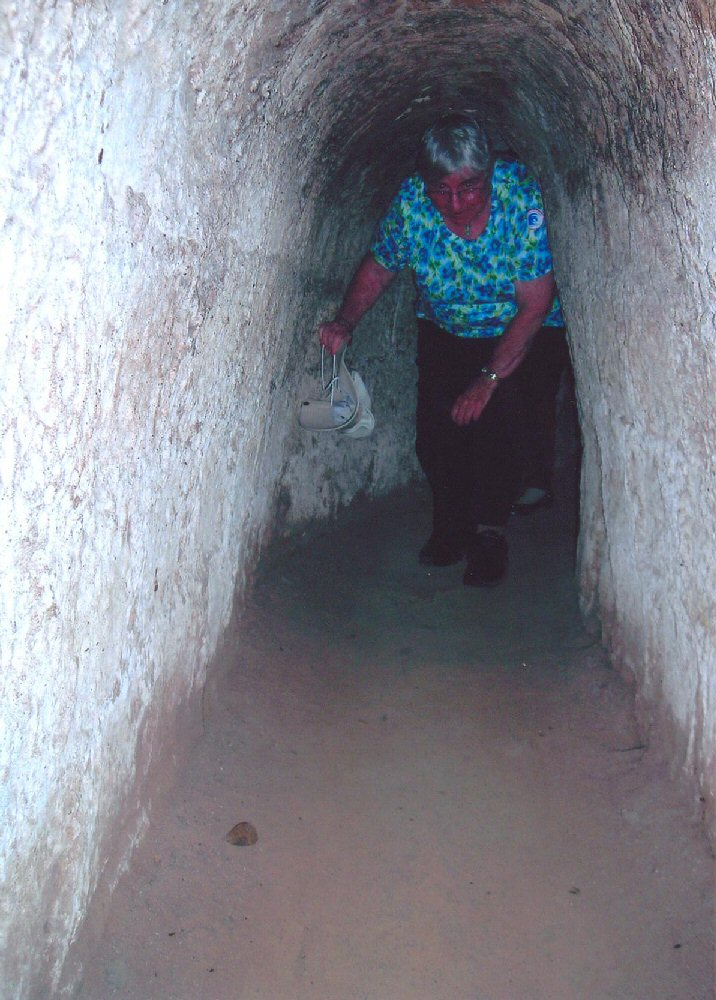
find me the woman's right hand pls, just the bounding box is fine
[318,319,353,356]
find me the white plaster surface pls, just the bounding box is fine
[1,1,716,996]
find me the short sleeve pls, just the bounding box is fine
[370,181,413,272]
[507,167,555,283]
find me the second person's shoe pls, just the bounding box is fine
[511,487,553,515]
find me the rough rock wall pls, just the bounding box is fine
[1,1,715,997]
[566,151,716,814]
[540,7,716,837]
[0,5,277,995]
[0,4,418,996]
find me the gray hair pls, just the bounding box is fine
[416,112,493,182]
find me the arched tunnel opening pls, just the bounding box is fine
[2,3,715,997]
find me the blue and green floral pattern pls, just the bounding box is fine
[370,159,563,337]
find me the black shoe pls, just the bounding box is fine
[511,490,554,516]
[463,530,508,587]
[418,533,466,567]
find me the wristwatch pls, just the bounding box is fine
[480,366,500,384]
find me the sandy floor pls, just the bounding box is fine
[76,484,714,1000]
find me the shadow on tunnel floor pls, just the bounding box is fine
[255,466,584,674]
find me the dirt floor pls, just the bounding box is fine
[76,484,714,1000]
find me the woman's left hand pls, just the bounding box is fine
[452,272,556,425]
[451,377,497,426]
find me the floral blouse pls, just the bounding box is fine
[370,159,563,337]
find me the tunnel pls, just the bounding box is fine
[2,1,715,996]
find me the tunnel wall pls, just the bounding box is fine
[0,5,421,996]
[535,13,716,835]
[562,155,716,827]
[2,2,716,997]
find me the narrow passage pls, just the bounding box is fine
[79,486,714,1000]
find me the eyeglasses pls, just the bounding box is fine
[425,177,488,199]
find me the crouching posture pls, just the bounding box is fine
[318,112,563,586]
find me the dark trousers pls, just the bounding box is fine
[512,325,569,493]
[415,319,523,533]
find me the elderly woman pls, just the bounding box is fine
[319,112,563,586]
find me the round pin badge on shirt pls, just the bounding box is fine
[527,209,544,231]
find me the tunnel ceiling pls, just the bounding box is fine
[203,0,715,206]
